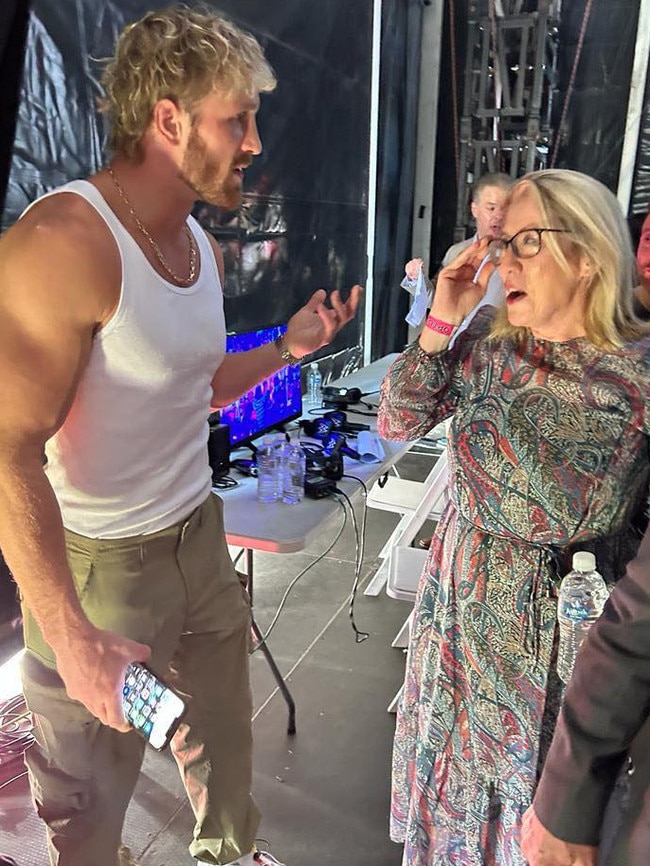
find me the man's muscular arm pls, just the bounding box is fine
[0,195,150,730]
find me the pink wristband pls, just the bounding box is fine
[424,315,458,336]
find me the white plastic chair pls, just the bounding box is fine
[385,450,449,600]
[364,448,449,598]
[366,450,449,713]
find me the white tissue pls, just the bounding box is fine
[401,264,430,327]
[356,431,386,463]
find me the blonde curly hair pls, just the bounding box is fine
[99,5,276,160]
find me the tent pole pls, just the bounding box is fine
[364,0,382,365]
[616,0,650,215]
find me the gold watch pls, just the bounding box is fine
[274,333,302,366]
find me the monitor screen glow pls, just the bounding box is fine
[218,325,303,447]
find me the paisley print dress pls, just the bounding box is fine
[378,311,650,866]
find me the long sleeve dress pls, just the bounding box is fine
[378,310,650,866]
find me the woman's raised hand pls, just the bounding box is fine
[431,237,496,324]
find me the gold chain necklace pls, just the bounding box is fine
[107,164,198,286]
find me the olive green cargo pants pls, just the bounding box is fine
[21,494,259,865]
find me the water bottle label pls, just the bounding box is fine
[559,601,594,623]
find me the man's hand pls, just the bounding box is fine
[55,625,151,732]
[285,286,362,359]
[521,807,597,866]
[405,258,424,281]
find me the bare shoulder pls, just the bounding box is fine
[0,191,120,327]
[0,192,122,441]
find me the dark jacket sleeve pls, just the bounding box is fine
[534,521,650,845]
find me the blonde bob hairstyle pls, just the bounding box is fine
[99,5,276,161]
[489,169,646,350]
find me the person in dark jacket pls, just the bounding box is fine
[522,520,650,865]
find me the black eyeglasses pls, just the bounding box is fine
[488,228,572,262]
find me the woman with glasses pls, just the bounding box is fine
[378,168,650,866]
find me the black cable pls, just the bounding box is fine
[333,484,370,642]
[341,474,369,498]
[251,498,348,651]
[306,403,377,417]
[211,474,239,490]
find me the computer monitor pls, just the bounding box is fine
[218,324,303,448]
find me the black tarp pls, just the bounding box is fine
[0,0,30,211]
[430,0,468,271]
[0,0,29,625]
[371,0,423,358]
[2,0,373,367]
[631,46,650,218]
[551,0,641,194]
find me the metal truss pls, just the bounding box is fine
[453,0,561,238]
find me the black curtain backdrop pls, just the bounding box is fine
[631,52,650,218]
[430,0,467,271]
[1,0,372,367]
[0,1,29,627]
[371,0,423,358]
[552,0,640,193]
[0,0,30,214]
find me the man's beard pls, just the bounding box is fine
[180,127,243,210]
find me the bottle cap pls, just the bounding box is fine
[572,551,596,572]
[310,362,318,370]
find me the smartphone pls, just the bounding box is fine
[122,662,186,750]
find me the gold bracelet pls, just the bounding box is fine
[274,333,302,366]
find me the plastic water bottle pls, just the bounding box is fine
[306,362,322,409]
[256,435,280,503]
[280,438,306,504]
[556,551,609,684]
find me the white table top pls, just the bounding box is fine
[220,354,413,553]
[220,436,411,553]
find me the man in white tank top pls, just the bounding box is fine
[0,8,360,866]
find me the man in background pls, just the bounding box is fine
[406,171,512,339]
[442,171,513,263]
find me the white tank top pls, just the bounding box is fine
[27,180,226,538]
